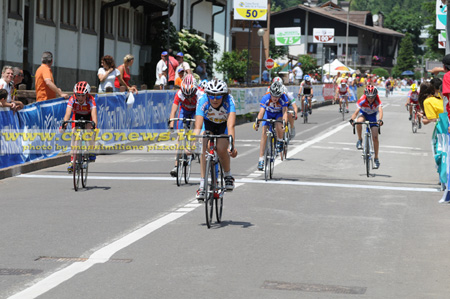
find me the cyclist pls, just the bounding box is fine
[254,81,288,171]
[283,85,298,137]
[198,79,208,93]
[349,85,383,169]
[335,79,350,113]
[297,75,313,117]
[406,83,421,126]
[168,74,204,177]
[194,79,237,201]
[60,81,98,172]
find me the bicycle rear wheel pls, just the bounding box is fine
[176,153,183,186]
[412,112,418,133]
[365,134,371,177]
[204,157,215,228]
[215,163,224,223]
[81,154,88,188]
[341,103,345,121]
[184,154,192,184]
[73,153,82,191]
[303,107,308,123]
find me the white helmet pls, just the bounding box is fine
[205,79,227,94]
[269,81,283,97]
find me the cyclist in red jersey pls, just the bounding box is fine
[335,79,350,113]
[168,74,204,176]
[61,81,98,172]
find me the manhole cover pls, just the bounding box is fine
[0,269,42,276]
[262,281,367,295]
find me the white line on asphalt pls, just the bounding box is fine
[18,174,438,192]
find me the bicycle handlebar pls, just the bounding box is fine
[192,134,234,152]
[168,118,195,123]
[352,121,381,135]
[62,120,96,129]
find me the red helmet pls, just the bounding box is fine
[181,74,197,97]
[364,85,378,98]
[341,79,347,84]
[73,81,90,94]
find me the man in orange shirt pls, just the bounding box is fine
[35,51,69,102]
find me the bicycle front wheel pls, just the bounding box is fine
[204,157,215,228]
[215,163,224,223]
[303,107,308,123]
[73,153,82,191]
[184,154,192,184]
[264,136,271,181]
[412,113,418,133]
[81,155,89,188]
[365,134,371,177]
[270,137,275,179]
[176,153,183,186]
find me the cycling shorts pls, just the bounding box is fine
[262,111,283,127]
[203,119,228,135]
[175,109,195,130]
[72,113,92,129]
[358,111,379,128]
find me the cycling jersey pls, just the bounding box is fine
[259,93,288,114]
[408,91,419,103]
[196,94,236,124]
[357,95,382,115]
[174,89,204,111]
[300,81,313,95]
[337,85,350,95]
[67,94,96,117]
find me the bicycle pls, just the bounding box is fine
[339,94,349,121]
[299,94,312,124]
[406,103,420,133]
[256,118,285,181]
[62,120,96,191]
[169,117,196,186]
[283,110,295,159]
[195,133,233,229]
[352,121,381,177]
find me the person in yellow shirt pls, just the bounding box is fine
[419,81,443,125]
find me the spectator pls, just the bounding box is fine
[11,67,27,106]
[0,66,24,112]
[35,51,69,101]
[97,55,122,93]
[166,49,179,89]
[175,52,191,80]
[288,70,294,85]
[174,68,185,88]
[196,59,208,81]
[115,54,138,93]
[419,82,442,126]
[156,51,168,90]
[322,72,332,83]
[262,69,269,83]
[293,62,303,84]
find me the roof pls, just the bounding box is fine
[272,4,404,37]
[332,10,371,25]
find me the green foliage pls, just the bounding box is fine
[269,38,289,59]
[372,67,390,78]
[392,33,416,77]
[215,50,250,83]
[298,55,319,76]
[422,1,445,60]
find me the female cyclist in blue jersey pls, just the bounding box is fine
[194,79,238,201]
[254,81,288,171]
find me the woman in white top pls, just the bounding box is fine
[0,65,24,111]
[98,55,123,93]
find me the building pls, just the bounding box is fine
[270,2,404,72]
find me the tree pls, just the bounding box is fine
[298,55,319,77]
[215,50,249,84]
[392,33,416,77]
[269,37,289,59]
[372,67,390,78]
[422,1,445,60]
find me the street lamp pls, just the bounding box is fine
[345,0,352,66]
[258,28,265,84]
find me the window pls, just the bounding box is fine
[60,0,77,30]
[118,7,129,41]
[134,11,144,44]
[36,0,54,25]
[82,0,96,34]
[8,0,22,20]
[104,3,114,39]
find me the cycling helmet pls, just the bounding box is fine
[364,85,378,99]
[411,83,417,92]
[205,79,228,95]
[73,81,90,94]
[269,81,283,97]
[272,76,283,83]
[200,79,208,89]
[181,74,197,97]
[304,75,311,81]
[341,79,347,84]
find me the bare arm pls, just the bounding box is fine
[227,112,237,157]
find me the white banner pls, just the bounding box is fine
[233,0,268,21]
[274,27,301,46]
[313,28,335,43]
[437,0,447,30]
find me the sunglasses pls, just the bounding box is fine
[207,95,223,100]
[75,93,86,97]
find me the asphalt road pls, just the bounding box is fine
[2,95,450,299]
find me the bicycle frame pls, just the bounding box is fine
[406,103,419,133]
[169,117,196,186]
[299,94,312,123]
[353,121,380,177]
[256,118,285,180]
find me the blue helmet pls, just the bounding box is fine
[304,75,311,82]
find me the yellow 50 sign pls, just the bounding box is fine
[235,8,267,20]
[234,0,267,21]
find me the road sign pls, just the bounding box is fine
[265,58,274,69]
[233,0,267,21]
